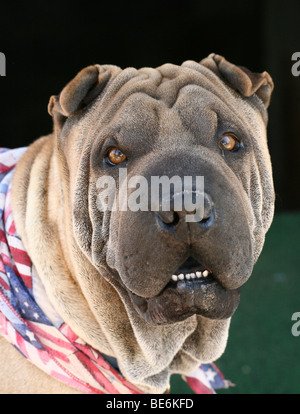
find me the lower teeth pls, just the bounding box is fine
[171,270,209,282]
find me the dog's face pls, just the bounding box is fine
[47,55,274,386]
[91,87,253,325]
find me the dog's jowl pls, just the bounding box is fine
[0,54,275,394]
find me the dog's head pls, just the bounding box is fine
[48,54,274,389]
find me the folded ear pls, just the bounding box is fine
[200,53,274,108]
[48,65,112,128]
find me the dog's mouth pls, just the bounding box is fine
[127,257,241,325]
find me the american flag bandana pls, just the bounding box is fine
[0,147,233,394]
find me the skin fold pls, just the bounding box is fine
[0,54,274,393]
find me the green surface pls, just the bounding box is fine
[170,212,300,394]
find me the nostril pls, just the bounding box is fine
[200,215,210,224]
[198,208,215,227]
[164,211,180,227]
[156,211,180,229]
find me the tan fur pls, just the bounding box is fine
[1,55,275,394]
[0,337,81,393]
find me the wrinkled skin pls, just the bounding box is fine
[10,54,275,393]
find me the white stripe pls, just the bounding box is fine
[0,193,6,208]
[15,262,31,276]
[187,367,214,391]
[6,234,26,251]
[63,353,103,390]
[0,148,27,167]
[24,323,103,391]
[35,334,71,357]
[0,240,10,257]
[5,214,13,232]
[24,338,73,380]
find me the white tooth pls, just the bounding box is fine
[178,273,185,280]
[196,271,202,278]
[185,273,191,280]
[191,273,196,279]
[172,275,178,282]
[202,270,209,277]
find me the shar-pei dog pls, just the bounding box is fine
[0,53,274,394]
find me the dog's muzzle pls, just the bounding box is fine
[128,255,241,325]
[108,152,252,325]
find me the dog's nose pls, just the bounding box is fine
[155,192,214,231]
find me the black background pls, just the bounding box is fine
[0,0,299,211]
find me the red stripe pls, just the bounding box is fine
[27,320,75,351]
[184,376,214,394]
[0,229,7,243]
[75,351,120,394]
[74,343,105,364]
[0,258,5,272]
[1,252,13,268]
[0,274,9,290]
[36,347,51,365]
[18,273,32,289]
[0,162,13,174]
[10,246,31,267]
[8,221,16,234]
[59,323,79,342]
[42,343,70,363]
[69,343,144,394]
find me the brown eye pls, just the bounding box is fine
[218,133,240,152]
[106,147,127,165]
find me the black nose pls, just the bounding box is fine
[155,192,214,231]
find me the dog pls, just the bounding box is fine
[0,54,275,394]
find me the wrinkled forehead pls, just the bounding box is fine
[79,61,265,147]
[91,87,226,148]
[93,61,242,117]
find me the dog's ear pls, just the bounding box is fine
[200,53,274,108]
[48,65,112,127]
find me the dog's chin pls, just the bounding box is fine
[125,258,241,325]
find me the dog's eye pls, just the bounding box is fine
[218,133,240,152]
[106,147,127,165]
